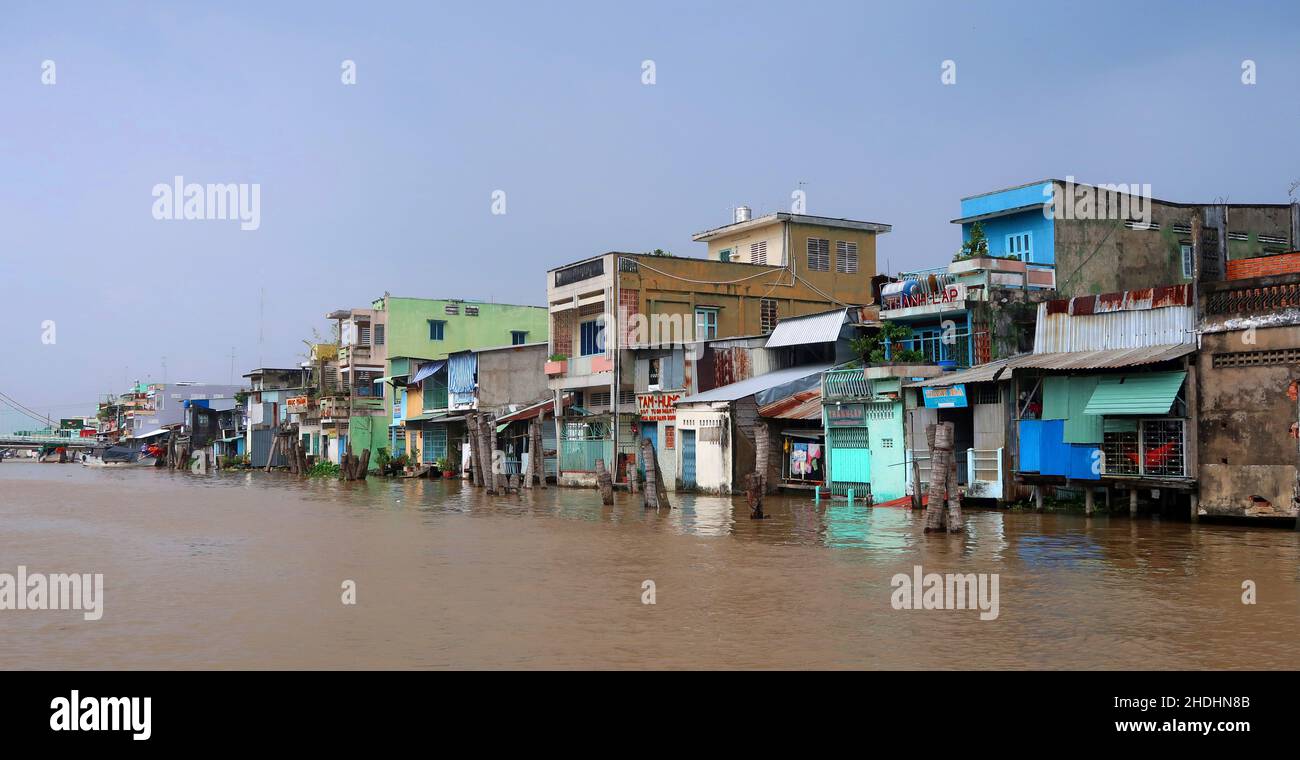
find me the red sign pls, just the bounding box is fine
[636,392,680,422]
[895,284,967,310]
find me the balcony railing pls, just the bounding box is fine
[320,397,385,418]
[885,330,986,369]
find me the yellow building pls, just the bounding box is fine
[543,211,890,486]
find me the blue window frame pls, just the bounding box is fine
[1005,232,1033,261]
[511,330,528,345]
[580,319,604,356]
[428,319,446,340]
[695,308,718,340]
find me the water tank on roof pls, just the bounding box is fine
[881,280,921,298]
[734,205,752,223]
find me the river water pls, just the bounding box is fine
[2,460,1298,669]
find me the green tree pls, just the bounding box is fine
[954,221,990,261]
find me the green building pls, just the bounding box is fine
[374,296,549,465]
[822,364,940,503]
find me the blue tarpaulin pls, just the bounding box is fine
[1068,444,1102,480]
[409,360,445,386]
[1019,419,1042,472]
[447,353,477,394]
[1038,419,1069,476]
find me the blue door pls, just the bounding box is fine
[639,422,658,476]
[681,429,696,488]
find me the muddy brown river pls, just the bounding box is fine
[1,460,1297,669]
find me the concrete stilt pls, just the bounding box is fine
[1189,493,1199,523]
[1129,489,1138,518]
[1034,486,1044,512]
[1084,488,1094,515]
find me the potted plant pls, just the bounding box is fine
[435,456,454,479]
[545,353,568,376]
[850,321,926,366]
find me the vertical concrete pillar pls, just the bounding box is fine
[1129,489,1138,518]
[1034,485,1044,512]
[1189,493,1199,523]
[1084,488,1094,516]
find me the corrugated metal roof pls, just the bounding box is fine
[1083,371,1186,415]
[1013,343,1195,370]
[764,309,848,348]
[910,356,1019,387]
[758,388,822,420]
[911,345,1193,386]
[1034,301,1195,353]
[678,362,836,404]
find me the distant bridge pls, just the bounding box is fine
[0,434,101,449]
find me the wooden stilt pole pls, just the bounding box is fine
[482,414,498,494]
[595,458,614,504]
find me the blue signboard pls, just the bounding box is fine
[922,384,968,408]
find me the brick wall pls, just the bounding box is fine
[1227,251,1300,280]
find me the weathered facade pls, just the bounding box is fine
[546,212,889,486]
[955,178,1298,297]
[1197,268,1300,520]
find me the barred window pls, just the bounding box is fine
[807,238,830,271]
[760,298,778,334]
[835,241,858,273]
[1101,419,1185,478]
[445,303,459,315]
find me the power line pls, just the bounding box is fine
[0,395,53,427]
[0,390,52,420]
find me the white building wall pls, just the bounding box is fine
[674,405,731,493]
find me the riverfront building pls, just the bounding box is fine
[545,210,891,487]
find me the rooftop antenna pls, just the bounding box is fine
[229,347,236,385]
[258,288,265,369]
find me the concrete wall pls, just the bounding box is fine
[1054,201,1292,297]
[478,344,550,410]
[674,405,731,493]
[1197,325,1300,518]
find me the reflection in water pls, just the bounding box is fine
[1,461,1298,669]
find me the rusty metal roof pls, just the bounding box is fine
[910,356,1020,387]
[758,387,823,420]
[911,344,1194,386]
[1014,343,1195,371]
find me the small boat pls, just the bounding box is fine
[82,443,159,468]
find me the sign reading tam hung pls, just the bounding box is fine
[636,392,680,422]
[923,384,968,408]
[826,403,866,427]
[286,396,311,413]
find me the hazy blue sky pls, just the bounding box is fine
[3,0,1298,430]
